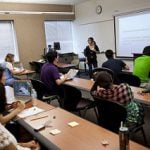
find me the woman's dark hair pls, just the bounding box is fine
[94,71,113,89]
[0,67,4,81]
[105,49,114,59]
[143,46,150,56]
[46,51,58,63]
[88,37,94,42]
[0,67,6,113]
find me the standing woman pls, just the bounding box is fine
[84,37,100,78]
[1,53,24,87]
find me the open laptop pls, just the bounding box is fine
[13,80,32,103]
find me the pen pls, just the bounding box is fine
[30,115,48,121]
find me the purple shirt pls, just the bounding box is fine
[40,63,60,94]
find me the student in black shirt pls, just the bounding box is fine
[102,49,129,81]
[84,37,99,78]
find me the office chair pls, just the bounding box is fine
[117,72,141,87]
[30,79,61,106]
[29,61,44,74]
[91,67,114,81]
[62,84,98,118]
[92,95,147,145]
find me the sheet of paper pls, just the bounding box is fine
[18,106,44,118]
[50,129,61,135]
[5,86,15,104]
[68,121,79,127]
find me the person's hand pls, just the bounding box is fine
[15,101,25,112]
[20,140,40,150]
[63,73,69,81]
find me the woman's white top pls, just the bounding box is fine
[0,123,30,150]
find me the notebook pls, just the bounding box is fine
[67,69,79,80]
[13,80,32,103]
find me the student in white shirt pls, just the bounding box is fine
[1,53,24,87]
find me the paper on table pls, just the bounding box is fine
[18,106,44,118]
[5,86,15,104]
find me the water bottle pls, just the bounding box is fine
[119,122,129,150]
[31,88,37,106]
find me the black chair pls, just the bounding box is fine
[29,61,44,74]
[117,72,141,87]
[30,79,61,106]
[92,96,147,145]
[62,84,98,117]
[91,67,114,81]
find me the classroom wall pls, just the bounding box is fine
[73,0,150,67]
[0,2,74,69]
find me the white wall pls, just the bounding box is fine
[72,0,150,67]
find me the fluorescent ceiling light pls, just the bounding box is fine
[0,11,74,15]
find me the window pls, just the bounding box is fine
[44,21,73,53]
[0,21,19,62]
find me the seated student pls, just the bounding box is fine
[102,50,129,82]
[0,124,40,150]
[91,71,143,127]
[0,67,40,150]
[133,46,150,89]
[1,53,24,87]
[0,67,25,124]
[40,51,68,98]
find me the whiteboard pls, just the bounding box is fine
[114,9,150,58]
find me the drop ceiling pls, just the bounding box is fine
[0,0,87,5]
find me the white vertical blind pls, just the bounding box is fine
[0,21,19,62]
[44,21,73,53]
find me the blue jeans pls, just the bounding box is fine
[88,62,98,78]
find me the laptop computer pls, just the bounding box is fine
[13,80,32,103]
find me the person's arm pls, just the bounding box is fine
[18,140,40,149]
[0,101,25,124]
[3,143,16,150]
[6,62,24,75]
[95,45,100,52]
[124,64,130,70]
[56,74,68,85]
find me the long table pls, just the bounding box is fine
[17,100,148,150]
[64,77,150,105]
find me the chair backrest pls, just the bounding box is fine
[92,96,127,133]
[117,73,141,87]
[30,79,49,100]
[92,67,114,81]
[62,84,81,111]
[29,61,44,73]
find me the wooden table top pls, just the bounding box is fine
[65,78,150,105]
[24,107,148,150]
[25,99,55,111]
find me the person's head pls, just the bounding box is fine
[105,49,114,59]
[0,67,5,85]
[88,37,94,45]
[94,71,113,89]
[0,67,6,113]
[5,53,15,63]
[143,46,150,56]
[46,50,58,64]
